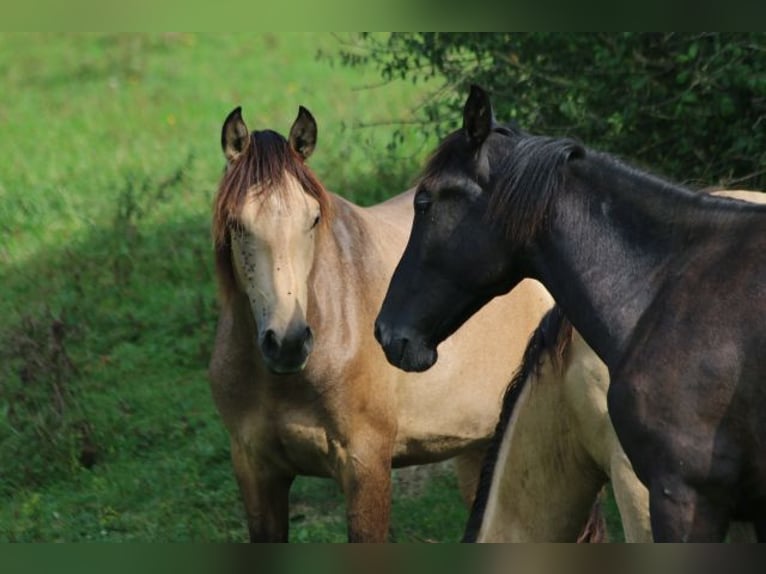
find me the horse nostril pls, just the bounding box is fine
[303,326,314,352]
[374,321,384,344]
[262,329,280,357]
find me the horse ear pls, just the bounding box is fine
[221,106,250,162]
[288,105,317,160]
[463,85,494,147]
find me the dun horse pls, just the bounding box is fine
[208,105,552,541]
[375,85,766,542]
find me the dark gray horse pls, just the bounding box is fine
[375,85,766,542]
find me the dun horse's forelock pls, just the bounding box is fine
[212,130,332,302]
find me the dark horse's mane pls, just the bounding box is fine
[462,304,573,542]
[421,124,763,245]
[212,129,331,301]
[421,125,585,244]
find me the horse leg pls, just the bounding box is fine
[453,447,488,507]
[609,452,652,542]
[230,438,294,542]
[648,477,729,542]
[337,434,394,542]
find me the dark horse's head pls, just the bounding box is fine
[375,85,580,372]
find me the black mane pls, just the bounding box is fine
[488,130,585,243]
[421,125,585,244]
[423,124,764,246]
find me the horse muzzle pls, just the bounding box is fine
[373,320,437,373]
[259,325,314,374]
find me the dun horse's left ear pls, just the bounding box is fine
[221,106,251,162]
[463,84,494,148]
[289,105,318,160]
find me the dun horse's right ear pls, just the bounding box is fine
[221,106,250,162]
[463,85,494,148]
[288,105,318,160]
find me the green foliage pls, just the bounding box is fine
[340,33,766,188]
[0,308,89,494]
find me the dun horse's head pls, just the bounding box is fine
[213,106,331,374]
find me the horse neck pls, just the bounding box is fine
[527,156,726,368]
[308,193,389,332]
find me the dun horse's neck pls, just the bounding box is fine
[308,194,383,335]
[527,156,738,368]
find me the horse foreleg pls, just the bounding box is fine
[648,477,729,542]
[338,439,393,543]
[453,447,488,507]
[230,439,294,542]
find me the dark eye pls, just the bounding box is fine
[414,192,431,214]
[311,214,320,229]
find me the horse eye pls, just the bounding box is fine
[311,215,320,229]
[414,194,432,214]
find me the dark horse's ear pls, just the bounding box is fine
[221,106,250,162]
[463,85,494,148]
[288,105,318,160]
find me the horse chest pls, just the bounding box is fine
[216,373,335,477]
[276,416,333,474]
[243,406,334,476]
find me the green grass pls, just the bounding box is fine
[0,32,466,542]
[0,33,622,543]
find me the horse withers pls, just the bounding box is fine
[375,85,766,541]
[208,105,552,541]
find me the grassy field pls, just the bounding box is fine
[0,33,624,543]
[0,32,476,542]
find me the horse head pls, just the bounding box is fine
[215,106,329,374]
[375,86,526,372]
